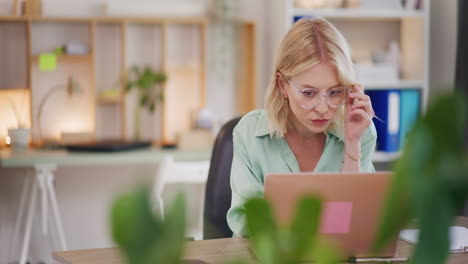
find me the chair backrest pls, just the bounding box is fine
[153,155,210,240]
[203,117,241,239]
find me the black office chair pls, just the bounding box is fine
[203,117,241,239]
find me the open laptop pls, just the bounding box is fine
[264,172,397,258]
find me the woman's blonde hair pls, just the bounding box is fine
[264,17,358,138]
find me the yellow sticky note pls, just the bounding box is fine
[39,53,57,72]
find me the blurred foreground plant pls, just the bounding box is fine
[111,185,339,264]
[111,186,186,264]
[373,91,468,264]
[242,196,341,264]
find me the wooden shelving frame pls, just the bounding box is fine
[0,15,256,145]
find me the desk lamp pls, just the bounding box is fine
[36,76,82,145]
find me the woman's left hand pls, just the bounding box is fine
[345,85,375,143]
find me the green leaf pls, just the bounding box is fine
[126,81,135,92]
[154,73,167,83]
[164,193,187,246]
[143,194,186,264]
[403,123,434,219]
[111,186,187,264]
[125,65,167,113]
[289,196,322,260]
[140,73,154,90]
[252,233,278,264]
[157,93,164,102]
[244,198,278,264]
[244,196,336,264]
[245,198,277,239]
[139,94,147,106]
[149,101,156,112]
[437,153,468,210]
[373,91,468,263]
[111,186,162,264]
[373,118,432,253]
[313,238,341,264]
[372,157,412,253]
[411,191,454,264]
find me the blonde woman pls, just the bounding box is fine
[227,18,377,237]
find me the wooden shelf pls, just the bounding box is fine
[97,96,121,104]
[0,16,208,24]
[292,8,426,20]
[0,87,30,91]
[372,151,400,162]
[1,15,255,144]
[0,16,30,22]
[113,17,209,24]
[30,17,94,23]
[30,54,93,64]
[363,80,424,90]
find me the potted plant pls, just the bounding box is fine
[6,94,30,150]
[125,66,167,141]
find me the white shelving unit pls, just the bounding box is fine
[271,0,430,163]
[360,79,423,90]
[291,8,426,20]
[372,151,401,163]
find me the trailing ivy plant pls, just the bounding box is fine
[373,91,468,264]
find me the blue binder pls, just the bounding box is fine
[365,90,401,152]
[399,89,421,149]
[293,15,314,23]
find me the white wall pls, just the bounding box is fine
[237,0,272,109]
[206,0,271,123]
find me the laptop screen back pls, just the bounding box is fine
[264,172,396,257]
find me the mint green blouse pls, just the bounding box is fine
[226,109,377,237]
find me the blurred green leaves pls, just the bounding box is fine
[244,196,340,264]
[373,92,468,264]
[125,66,167,113]
[111,186,186,264]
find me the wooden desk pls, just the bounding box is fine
[0,147,212,167]
[53,217,468,264]
[53,237,252,264]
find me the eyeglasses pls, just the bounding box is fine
[287,79,352,109]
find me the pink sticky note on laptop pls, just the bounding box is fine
[320,201,353,234]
